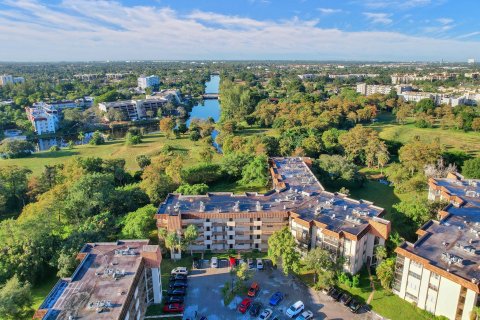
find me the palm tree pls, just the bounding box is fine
[165,232,183,261]
[183,225,198,256]
[78,131,85,145]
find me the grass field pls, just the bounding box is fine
[369,112,480,157]
[27,271,58,319]
[0,132,221,176]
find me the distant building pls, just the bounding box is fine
[399,92,467,107]
[298,74,319,80]
[468,58,475,64]
[394,173,480,320]
[356,83,393,96]
[26,101,80,134]
[138,75,160,90]
[146,89,182,104]
[33,240,162,320]
[329,73,379,80]
[0,74,24,86]
[391,73,457,84]
[99,96,172,121]
[464,73,479,79]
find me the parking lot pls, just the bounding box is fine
[180,258,367,320]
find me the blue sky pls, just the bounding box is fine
[0,0,479,61]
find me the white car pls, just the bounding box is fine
[171,267,188,275]
[297,310,314,320]
[248,258,254,269]
[256,258,264,270]
[286,301,304,318]
[258,308,273,320]
[211,257,218,268]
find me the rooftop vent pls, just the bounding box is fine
[256,201,262,211]
[199,201,205,212]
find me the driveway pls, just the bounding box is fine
[181,258,368,320]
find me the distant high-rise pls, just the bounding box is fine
[0,74,24,86]
[138,75,160,90]
[468,58,475,64]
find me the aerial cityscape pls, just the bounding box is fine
[0,1,480,320]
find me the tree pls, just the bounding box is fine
[175,183,209,195]
[268,227,301,275]
[462,158,480,179]
[393,196,447,227]
[159,117,175,139]
[240,155,269,187]
[125,132,142,145]
[121,204,157,239]
[374,245,387,263]
[78,131,85,144]
[136,155,151,170]
[399,140,442,174]
[315,154,361,182]
[303,247,335,288]
[472,118,480,132]
[235,262,253,282]
[0,140,34,158]
[0,275,32,319]
[0,166,32,212]
[376,258,396,291]
[183,225,198,256]
[165,232,183,260]
[181,163,221,185]
[189,130,201,141]
[199,145,215,163]
[89,131,105,145]
[56,250,78,278]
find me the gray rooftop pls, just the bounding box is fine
[38,240,150,320]
[158,157,385,236]
[401,176,480,282]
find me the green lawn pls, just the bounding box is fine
[370,122,480,157]
[0,132,221,177]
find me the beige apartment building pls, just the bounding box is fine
[157,157,391,274]
[33,240,162,320]
[394,173,480,320]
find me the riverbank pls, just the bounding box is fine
[0,132,221,176]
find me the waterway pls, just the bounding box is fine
[35,75,222,151]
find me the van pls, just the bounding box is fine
[211,257,218,268]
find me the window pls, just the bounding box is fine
[257,235,260,239]
[206,219,210,222]
[229,235,233,240]
[229,218,233,221]
[255,244,259,249]
[229,244,233,249]
[206,236,210,240]
[257,226,261,230]
[207,244,210,249]
[229,226,233,231]
[257,217,261,221]
[250,235,253,239]
[206,227,210,231]
[250,218,253,222]
[408,271,421,280]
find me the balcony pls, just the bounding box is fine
[254,221,262,227]
[204,231,212,237]
[253,229,262,235]
[204,221,212,228]
[254,238,262,244]
[227,221,235,227]
[227,230,235,236]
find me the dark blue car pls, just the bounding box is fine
[269,291,284,306]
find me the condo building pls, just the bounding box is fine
[138,75,160,90]
[157,157,391,274]
[33,240,162,320]
[0,74,24,86]
[394,173,480,320]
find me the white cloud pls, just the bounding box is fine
[458,31,480,39]
[363,12,393,24]
[437,18,453,25]
[317,8,342,14]
[363,0,432,9]
[0,0,478,61]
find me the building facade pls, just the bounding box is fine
[0,74,24,86]
[25,101,79,134]
[157,157,391,274]
[138,75,160,90]
[33,240,162,320]
[393,173,480,320]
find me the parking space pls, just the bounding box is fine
[181,259,366,320]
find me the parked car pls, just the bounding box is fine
[171,267,188,275]
[193,257,201,269]
[329,288,342,301]
[169,280,188,288]
[250,302,262,317]
[285,301,304,318]
[163,303,184,313]
[297,310,314,320]
[211,257,218,268]
[348,298,362,313]
[238,298,252,314]
[256,258,264,270]
[248,258,254,269]
[340,292,352,305]
[258,308,273,320]
[269,291,284,306]
[248,282,260,297]
[170,274,187,281]
[167,288,186,296]
[165,295,184,304]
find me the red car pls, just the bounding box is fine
[163,303,184,313]
[238,298,252,314]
